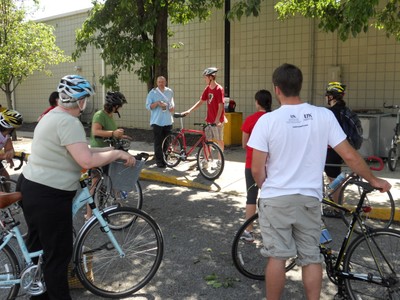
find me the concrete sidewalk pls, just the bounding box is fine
[14,131,400,221]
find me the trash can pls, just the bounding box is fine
[357,113,393,158]
[224,112,242,146]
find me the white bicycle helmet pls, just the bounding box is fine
[57,75,94,103]
[0,109,23,129]
[203,67,218,76]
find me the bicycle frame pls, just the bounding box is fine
[383,103,400,146]
[0,178,125,289]
[322,182,392,285]
[173,115,209,159]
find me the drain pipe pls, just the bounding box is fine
[224,0,230,98]
[309,18,316,104]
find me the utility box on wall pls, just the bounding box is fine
[224,112,242,146]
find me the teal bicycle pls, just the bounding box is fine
[0,161,164,299]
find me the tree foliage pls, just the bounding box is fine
[0,0,70,109]
[230,0,400,42]
[73,0,224,91]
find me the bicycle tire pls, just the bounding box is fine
[388,147,398,171]
[73,207,164,298]
[0,244,20,299]
[197,142,224,180]
[338,178,394,233]
[231,213,296,281]
[162,133,182,168]
[343,228,400,299]
[0,178,28,238]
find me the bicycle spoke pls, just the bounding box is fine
[344,229,400,299]
[74,207,164,298]
[339,179,394,232]
[197,142,224,180]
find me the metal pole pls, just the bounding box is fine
[224,0,230,97]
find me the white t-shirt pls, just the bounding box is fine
[248,103,346,200]
[23,110,87,191]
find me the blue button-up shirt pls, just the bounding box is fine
[146,87,175,126]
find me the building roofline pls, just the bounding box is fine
[34,7,91,22]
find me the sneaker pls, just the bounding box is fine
[211,160,222,171]
[201,160,209,169]
[240,230,254,242]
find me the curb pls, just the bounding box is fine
[140,169,212,191]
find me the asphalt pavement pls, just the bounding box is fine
[9,132,400,299]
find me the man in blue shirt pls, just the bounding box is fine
[146,76,175,168]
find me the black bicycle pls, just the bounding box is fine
[232,181,400,299]
[383,103,400,171]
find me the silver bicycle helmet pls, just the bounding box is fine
[202,67,218,76]
[57,75,94,103]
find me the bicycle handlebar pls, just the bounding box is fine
[193,122,217,128]
[383,102,400,109]
[173,112,187,119]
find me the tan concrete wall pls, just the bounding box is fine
[3,2,400,129]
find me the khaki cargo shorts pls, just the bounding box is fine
[258,194,323,266]
[205,124,224,142]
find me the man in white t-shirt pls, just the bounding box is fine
[248,63,391,300]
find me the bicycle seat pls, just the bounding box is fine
[0,192,22,209]
[173,113,187,118]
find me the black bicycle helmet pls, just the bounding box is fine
[105,91,127,107]
[203,67,218,76]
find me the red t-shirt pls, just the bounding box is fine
[201,84,225,123]
[241,111,267,168]
[38,106,56,120]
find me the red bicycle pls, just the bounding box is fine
[162,113,225,180]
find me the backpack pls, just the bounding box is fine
[339,107,363,150]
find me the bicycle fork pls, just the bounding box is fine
[92,207,125,257]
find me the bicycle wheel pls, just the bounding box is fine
[388,146,398,171]
[0,178,28,238]
[339,178,395,232]
[343,228,400,299]
[197,141,224,180]
[162,133,182,167]
[0,244,20,299]
[74,207,164,298]
[231,213,296,281]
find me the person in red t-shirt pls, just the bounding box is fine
[38,91,59,122]
[240,89,272,242]
[183,67,225,151]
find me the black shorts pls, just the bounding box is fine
[324,148,343,178]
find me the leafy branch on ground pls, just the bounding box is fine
[204,272,239,288]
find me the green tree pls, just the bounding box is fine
[73,0,224,91]
[0,0,70,109]
[230,0,400,42]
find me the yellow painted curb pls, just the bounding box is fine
[140,169,213,191]
[343,205,400,222]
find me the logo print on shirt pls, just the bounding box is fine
[287,114,300,124]
[303,113,313,121]
[208,93,214,104]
